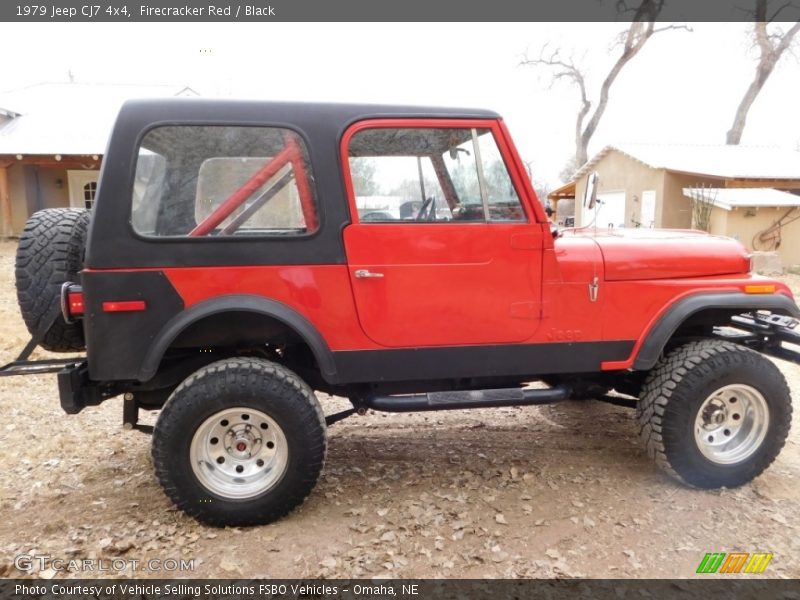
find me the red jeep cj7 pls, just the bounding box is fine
[6,100,799,526]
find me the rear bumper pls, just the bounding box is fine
[57,361,112,414]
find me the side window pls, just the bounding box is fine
[347,127,526,223]
[131,126,318,238]
[476,132,525,222]
[348,129,451,222]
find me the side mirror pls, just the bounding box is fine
[583,172,599,210]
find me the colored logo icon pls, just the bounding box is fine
[696,552,773,574]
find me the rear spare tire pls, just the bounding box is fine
[15,208,90,352]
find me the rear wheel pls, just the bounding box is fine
[15,208,90,352]
[152,357,327,526]
[637,340,791,488]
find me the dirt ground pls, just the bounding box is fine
[0,240,798,580]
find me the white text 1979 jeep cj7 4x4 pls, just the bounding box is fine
[5,100,800,526]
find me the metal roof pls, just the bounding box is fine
[0,82,198,155]
[682,187,800,211]
[573,143,800,182]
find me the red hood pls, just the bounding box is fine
[563,228,751,281]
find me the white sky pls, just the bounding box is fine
[1,22,799,187]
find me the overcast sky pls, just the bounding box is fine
[1,22,798,186]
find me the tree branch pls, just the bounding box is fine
[767,1,796,22]
[776,20,800,54]
[521,47,592,164]
[652,24,693,34]
[521,0,689,169]
[727,4,800,144]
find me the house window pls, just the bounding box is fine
[83,181,97,209]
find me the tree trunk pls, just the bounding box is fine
[575,101,591,166]
[726,69,771,144]
[521,1,688,173]
[727,14,800,145]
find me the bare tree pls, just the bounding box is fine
[687,184,717,232]
[521,0,689,176]
[559,156,581,185]
[726,1,800,144]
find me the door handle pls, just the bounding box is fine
[354,269,384,279]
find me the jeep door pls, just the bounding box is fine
[342,120,546,348]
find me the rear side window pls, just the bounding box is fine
[132,126,319,238]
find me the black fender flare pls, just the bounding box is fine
[138,294,338,382]
[632,292,800,370]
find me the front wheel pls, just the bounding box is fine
[637,340,792,488]
[152,357,326,526]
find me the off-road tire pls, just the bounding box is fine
[15,208,90,352]
[637,340,791,488]
[152,357,327,527]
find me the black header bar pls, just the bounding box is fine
[4,579,800,600]
[2,0,799,22]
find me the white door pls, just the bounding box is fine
[67,170,100,209]
[584,191,626,228]
[641,190,656,228]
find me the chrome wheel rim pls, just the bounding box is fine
[190,407,288,499]
[694,384,769,465]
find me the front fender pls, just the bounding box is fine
[633,292,800,370]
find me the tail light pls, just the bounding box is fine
[102,300,147,312]
[60,282,84,323]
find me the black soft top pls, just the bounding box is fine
[119,98,501,127]
[86,98,502,270]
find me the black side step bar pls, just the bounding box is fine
[362,385,571,413]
